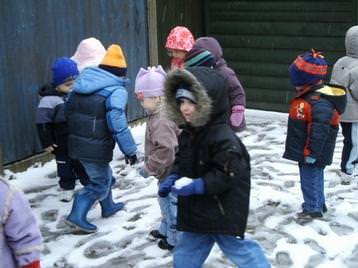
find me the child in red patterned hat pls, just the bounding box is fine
[283,49,347,220]
[165,26,195,69]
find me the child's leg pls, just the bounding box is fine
[79,161,112,200]
[157,195,169,238]
[166,192,178,246]
[319,169,326,212]
[346,122,358,174]
[174,232,214,268]
[71,159,90,186]
[340,122,353,174]
[215,235,271,268]
[56,155,76,190]
[299,163,324,213]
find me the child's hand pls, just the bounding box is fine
[45,144,58,153]
[158,173,181,197]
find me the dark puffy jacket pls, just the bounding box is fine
[165,67,251,237]
[36,84,68,156]
[283,84,346,166]
[66,67,137,163]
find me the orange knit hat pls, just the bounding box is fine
[99,44,127,76]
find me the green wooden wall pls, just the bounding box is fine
[205,0,357,111]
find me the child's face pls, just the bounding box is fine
[56,79,74,93]
[179,99,196,122]
[167,49,187,60]
[167,49,187,69]
[139,96,160,113]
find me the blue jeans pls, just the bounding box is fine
[299,163,325,213]
[174,232,271,268]
[80,160,113,201]
[158,192,178,246]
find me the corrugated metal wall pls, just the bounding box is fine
[205,0,356,111]
[0,0,148,164]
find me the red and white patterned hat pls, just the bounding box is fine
[165,26,195,52]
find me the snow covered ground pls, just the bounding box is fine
[4,109,358,268]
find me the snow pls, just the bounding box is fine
[3,109,358,268]
[173,177,193,190]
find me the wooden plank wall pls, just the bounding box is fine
[205,0,355,111]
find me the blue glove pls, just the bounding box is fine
[139,168,149,178]
[158,173,181,197]
[304,156,316,164]
[171,177,205,196]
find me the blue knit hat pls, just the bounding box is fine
[289,49,328,87]
[51,57,79,86]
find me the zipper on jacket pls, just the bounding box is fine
[213,195,225,215]
[92,117,96,132]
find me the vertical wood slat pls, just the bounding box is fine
[148,0,159,65]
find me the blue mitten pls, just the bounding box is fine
[158,173,181,197]
[171,177,205,196]
[304,156,316,164]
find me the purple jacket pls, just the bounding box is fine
[0,178,42,268]
[194,37,246,131]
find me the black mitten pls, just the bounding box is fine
[125,154,138,165]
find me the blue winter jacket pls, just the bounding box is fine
[66,67,137,163]
[283,84,346,167]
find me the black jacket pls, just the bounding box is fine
[165,67,251,237]
[36,84,68,156]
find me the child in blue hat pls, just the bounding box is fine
[36,57,89,202]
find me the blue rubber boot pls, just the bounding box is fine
[65,192,98,234]
[100,190,124,218]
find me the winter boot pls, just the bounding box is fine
[100,190,124,218]
[158,238,175,251]
[150,229,166,240]
[65,192,98,234]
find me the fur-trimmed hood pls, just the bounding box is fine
[164,67,229,128]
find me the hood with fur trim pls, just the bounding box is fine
[165,67,229,128]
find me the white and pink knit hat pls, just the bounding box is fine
[135,66,167,99]
[71,37,106,72]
